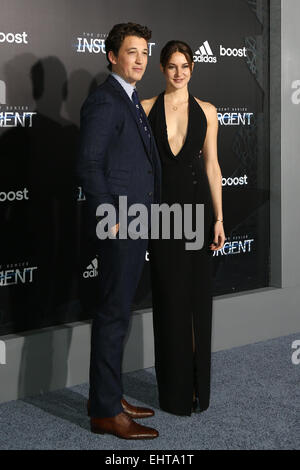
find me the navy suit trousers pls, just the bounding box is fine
[89,236,148,418]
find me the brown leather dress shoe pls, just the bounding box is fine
[121,398,154,418]
[90,412,159,439]
[87,398,154,419]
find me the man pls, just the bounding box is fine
[77,23,161,439]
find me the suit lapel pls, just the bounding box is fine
[107,75,153,163]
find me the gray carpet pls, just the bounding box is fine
[0,332,299,450]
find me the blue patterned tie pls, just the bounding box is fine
[132,89,151,152]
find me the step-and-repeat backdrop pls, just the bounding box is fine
[0,0,270,334]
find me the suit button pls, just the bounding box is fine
[193,181,198,185]
[148,192,153,196]
[188,164,192,168]
[192,171,196,176]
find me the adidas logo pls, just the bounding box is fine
[195,41,213,56]
[83,257,98,278]
[194,41,217,63]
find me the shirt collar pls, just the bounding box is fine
[111,72,136,101]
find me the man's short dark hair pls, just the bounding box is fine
[105,22,152,71]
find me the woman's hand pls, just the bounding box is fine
[210,221,226,251]
[110,223,119,238]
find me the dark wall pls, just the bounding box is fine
[0,0,270,334]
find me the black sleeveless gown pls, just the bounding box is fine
[148,92,214,416]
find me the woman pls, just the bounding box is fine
[141,40,226,416]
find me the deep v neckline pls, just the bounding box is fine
[162,91,191,158]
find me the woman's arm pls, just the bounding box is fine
[200,101,225,250]
[141,96,158,116]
